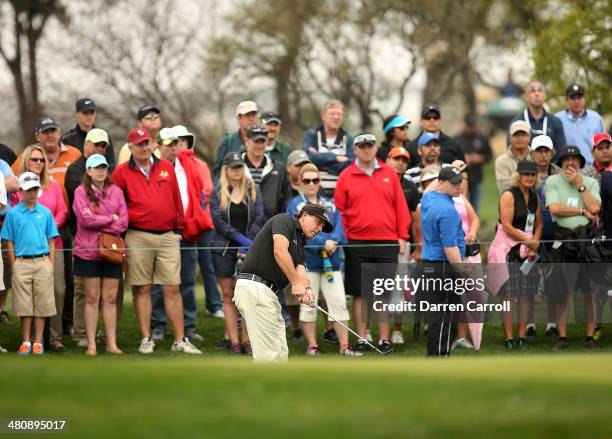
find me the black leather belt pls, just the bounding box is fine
[238,273,279,293]
[19,254,49,259]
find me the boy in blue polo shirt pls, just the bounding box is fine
[1,172,58,355]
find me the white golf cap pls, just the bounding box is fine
[19,172,41,191]
[530,135,554,151]
[236,101,258,116]
[171,125,196,149]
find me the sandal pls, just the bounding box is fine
[106,347,123,355]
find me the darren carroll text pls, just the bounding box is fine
[372,300,511,312]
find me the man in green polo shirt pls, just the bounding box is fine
[545,145,601,350]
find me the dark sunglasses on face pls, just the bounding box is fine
[29,157,45,163]
[302,178,320,185]
[93,142,108,149]
[142,113,160,120]
[424,116,440,121]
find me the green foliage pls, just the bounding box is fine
[530,0,611,113]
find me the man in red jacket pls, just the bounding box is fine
[112,127,200,355]
[151,127,213,343]
[335,132,411,353]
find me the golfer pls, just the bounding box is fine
[233,204,333,362]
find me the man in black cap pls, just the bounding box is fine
[544,145,601,350]
[243,126,289,219]
[233,203,333,361]
[555,83,605,166]
[62,98,115,166]
[117,105,161,164]
[419,165,466,356]
[261,112,293,165]
[406,104,465,166]
[453,114,492,212]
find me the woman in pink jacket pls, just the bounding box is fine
[15,145,68,352]
[73,154,128,355]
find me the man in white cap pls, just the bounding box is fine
[495,120,532,192]
[172,125,224,319]
[213,100,259,180]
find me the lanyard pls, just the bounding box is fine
[524,110,547,136]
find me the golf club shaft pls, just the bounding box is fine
[314,304,387,355]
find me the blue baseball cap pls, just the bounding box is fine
[418,132,440,146]
[86,154,109,169]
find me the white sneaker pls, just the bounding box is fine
[207,310,225,319]
[365,330,373,343]
[0,345,7,353]
[391,330,404,345]
[171,337,202,354]
[138,337,156,354]
[451,337,474,350]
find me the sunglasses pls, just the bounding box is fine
[142,113,160,120]
[424,116,440,121]
[29,157,45,163]
[302,178,320,185]
[354,133,376,145]
[93,142,108,149]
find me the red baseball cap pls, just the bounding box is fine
[127,127,151,145]
[592,133,612,149]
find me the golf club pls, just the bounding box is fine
[309,301,392,355]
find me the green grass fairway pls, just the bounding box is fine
[2,355,611,438]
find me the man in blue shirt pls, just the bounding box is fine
[419,166,465,356]
[1,172,59,355]
[555,83,605,166]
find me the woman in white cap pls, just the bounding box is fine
[15,145,68,352]
[73,154,128,355]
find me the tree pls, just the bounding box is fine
[530,0,611,113]
[48,0,224,162]
[0,0,67,145]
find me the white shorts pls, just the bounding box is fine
[300,271,350,323]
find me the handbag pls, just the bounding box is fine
[99,232,126,265]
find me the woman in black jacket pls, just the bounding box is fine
[210,152,266,354]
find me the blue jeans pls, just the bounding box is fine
[198,230,223,313]
[468,181,483,214]
[151,239,198,332]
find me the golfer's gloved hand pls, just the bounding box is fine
[234,234,252,248]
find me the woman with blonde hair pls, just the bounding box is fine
[488,160,542,348]
[14,145,67,352]
[210,152,265,355]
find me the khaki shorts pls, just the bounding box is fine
[300,271,350,323]
[125,230,181,286]
[233,278,288,362]
[12,256,56,317]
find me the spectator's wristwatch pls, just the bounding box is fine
[578,185,586,192]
